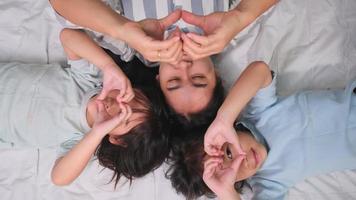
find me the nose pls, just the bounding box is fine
[173,60,192,70]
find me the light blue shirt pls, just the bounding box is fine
[240,75,356,200]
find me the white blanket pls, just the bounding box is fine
[0,0,356,199]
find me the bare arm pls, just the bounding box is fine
[204,61,272,156]
[50,0,128,39]
[203,62,271,198]
[51,129,106,185]
[51,102,131,186]
[60,28,117,70]
[217,61,272,124]
[50,0,182,63]
[60,28,134,102]
[231,0,279,33]
[51,29,134,185]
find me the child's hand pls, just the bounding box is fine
[97,65,134,103]
[204,118,245,157]
[203,156,244,199]
[92,100,132,136]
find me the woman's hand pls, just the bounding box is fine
[97,65,134,103]
[122,9,183,64]
[203,156,244,200]
[92,100,132,136]
[204,117,245,157]
[181,10,242,60]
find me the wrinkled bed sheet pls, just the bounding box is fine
[0,0,356,199]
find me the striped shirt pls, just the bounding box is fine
[53,0,234,66]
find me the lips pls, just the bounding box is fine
[251,148,260,168]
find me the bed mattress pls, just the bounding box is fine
[0,0,355,199]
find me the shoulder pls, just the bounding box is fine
[249,178,288,200]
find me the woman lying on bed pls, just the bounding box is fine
[0,27,172,187]
[49,0,278,118]
[168,61,356,200]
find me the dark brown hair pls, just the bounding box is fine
[166,123,248,199]
[96,85,171,186]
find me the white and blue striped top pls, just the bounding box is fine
[53,0,234,66]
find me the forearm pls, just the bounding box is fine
[50,0,129,39]
[60,28,118,71]
[51,130,105,185]
[230,0,278,34]
[217,61,271,124]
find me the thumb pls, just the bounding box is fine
[181,10,205,28]
[103,112,126,130]
[167,27,181,39]
[231,155,245,174]
[160,9,182,29]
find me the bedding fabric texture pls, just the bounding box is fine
[0,0,356,199]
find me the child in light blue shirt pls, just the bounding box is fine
[202,61,356,200]
[168,61,356,200]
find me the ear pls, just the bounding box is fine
[108,135,127,147]
[156,74,160,81]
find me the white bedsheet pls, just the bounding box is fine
[0,0,356,199]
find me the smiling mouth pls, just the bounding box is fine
[251,148,259,168]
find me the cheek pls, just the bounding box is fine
[236,160,258,181]
[87,100,98,117]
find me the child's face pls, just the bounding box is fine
[220,131,267,181]
[87,89,147,136]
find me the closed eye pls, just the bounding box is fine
[191,75,207,88]
[167,78,181,91]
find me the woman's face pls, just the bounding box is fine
[86,89,147,137]
[221,131,268,181]
[158,57,216,116]
[157,28,217,116]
